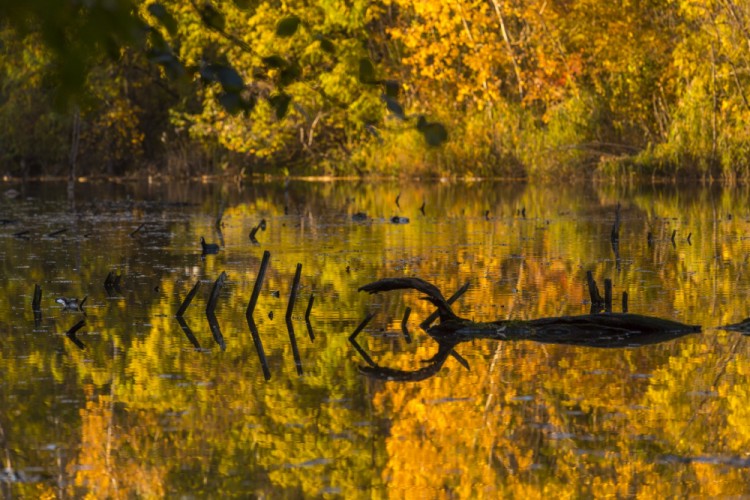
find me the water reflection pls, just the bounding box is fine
[1,180,750,497]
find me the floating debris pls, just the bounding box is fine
[47,228,66,238]
[352,212,368,222]
[129,222,145,237]
[12,229,30,239]
[391,216,410,224]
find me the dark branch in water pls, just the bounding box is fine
[47,228,67,237]
[305,293,315,341]
[247,251,271,317]
[286,317,303,375]
[305,293,314,322]
[401,306,412,343]
[65,319,86,350]
[206,271,227,315]
[177,280,201,317]
[32,284,42,312]
[129,223,145,237]
[176,316,201,349]
[246,315,271,380]
[586,271,604,308]
[286,263,302,320]
[348,312,376,342]
[420,281,470,329]
[206,312,226,351]
[355,277,701,381]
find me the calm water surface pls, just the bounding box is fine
[2,180,750,497]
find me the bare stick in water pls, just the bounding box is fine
[32,284,42,311]
[176,316,201,349]
[207,312,226,351]
[349,312,376,342]
[286,317,303,375]
[420,281,470,330]
[206,272,228,315]
[129,223,145,237]
[65,319,86,350]
[604,279,613,313]
[247,251,271,317]
[305,294,315,341]
[246,315,271,380]
[176,280,201,318]
[286,263,302,320]
[401,307,412,343]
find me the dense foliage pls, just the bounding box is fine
[4,0,750,178]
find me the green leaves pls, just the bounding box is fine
[196,3,225,31]
[382,95,405,120]
[358,58,377,84]
[261,55,286,69]
[276,16,301,37]
[417,116,449,147]
[200,64,244,93]
[147,3,177,36]
[269,93,291,120]
[314,34,335,54]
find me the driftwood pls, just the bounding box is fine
[356,277,701,381]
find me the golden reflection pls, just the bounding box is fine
[1,181,750,497]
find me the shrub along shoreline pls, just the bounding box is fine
[3,1,750,182]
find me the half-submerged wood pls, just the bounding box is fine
[356,277,701,381]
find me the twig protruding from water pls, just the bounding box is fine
[129,223,145,237]
[176,280,201,317]
[349,312,376,342]
[206,271,228,315]
[65,319,86,350]
[604,279,613,313]
[247,251,271,317]
[32,284,42,311]
[401,307,412,343]
[246,315,271,380]
[586,271,604,306]
[286,263,302,320]
[420,281,470,330]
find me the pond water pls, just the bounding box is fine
[2,180,750,497]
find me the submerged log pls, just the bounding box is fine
[355,277,701,381]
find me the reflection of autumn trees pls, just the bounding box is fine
[3,182,750,496]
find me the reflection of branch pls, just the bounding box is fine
[358,342,456,382]
[286,317,303,375]
[176,316,201,349]
[206,312,226,351]
[246,315,270,380]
